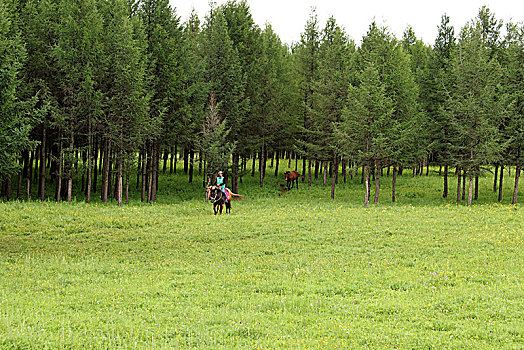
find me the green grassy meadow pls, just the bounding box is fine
[0,165,523,348]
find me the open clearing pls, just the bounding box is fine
[0,172,522,348]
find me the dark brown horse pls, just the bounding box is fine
[206,186,245,214]
[284,171,304,190]
[207,186,231,214]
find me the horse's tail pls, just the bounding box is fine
[226,188,246,198]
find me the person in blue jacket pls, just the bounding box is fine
[216,171,226,195]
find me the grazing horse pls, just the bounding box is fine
[207,186,231,214]
[284,171,304,190]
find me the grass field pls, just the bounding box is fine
[0,165,523,348]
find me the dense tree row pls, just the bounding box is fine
[0,0,522,205]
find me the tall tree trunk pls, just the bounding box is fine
[93,137,98,193]
[274,151,279,177]
[163,148,168,173]
[26,150,33,201]
[232,152,239,193]
[425,156,429,176]
[493,165,498,192]
[28,150,34,183]
[498,164,504,202]
[314,160,319,180]
[374,162,380,203]
[55,136,63,202]
[335,157,339,184]
[86,122,92,203]
[141,145,147,202]
[102,140,110,203]
[323,161,328,187]
[117,147,123,207]
[392,166,397,202]
[259,145,265,188]
[39,124,46,201]
[251,153,256,177]
[456,168,461,203]
[288,151,292,168]
[34,146,40,185]
[202,158,207,188]
[364,164,370,207]
[125,168,130,204]
[152,144,158,202]
[6,178,11,201]
[174,143,178,174]
[136,151,141,190]
[170,146,174,174]
[513,165,520,204]
[17,157,22,200]
[189,148,194,184]
[308,158,312,187]
[474,171,479,201]
[147,143,153,203]
[443,165,448,198]
[198,150,202,176]
[361,165,365,184]
[81,152,86,194]
[331,157,338,199]
[183,147,189,174]
[461,171,466,201]
[66,131,74,203]
[270,151,274,168]
[302,155,306,182]
[342,159,347,183]
[467,172,473,206]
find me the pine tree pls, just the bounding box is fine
[336,62,394,206]
[53,0,104,202]
[356,22,420,202]
[504,23,524,204]
[139,0,185,201]
[202,7,247,189]
[449,13,503,206]
[294,8,320,181]
[427,14,456,198]
[314,17,354,197]
[100,0,149,206]
[0,0,34,192]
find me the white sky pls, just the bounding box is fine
[169,0,524,46]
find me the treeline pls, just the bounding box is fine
[0,0,522,206]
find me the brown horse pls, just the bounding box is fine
[284,171,304,190]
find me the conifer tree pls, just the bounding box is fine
[0,0,34,192]
[54,0,103,202]
[449,13,503,206]
[504,23,524,204]
[100,0,149,206]
[294,8,320,181]
[427,14,456,198]
[202,7,247,190]
[336,63,394,206]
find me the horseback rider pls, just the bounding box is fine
[216,171,226,195]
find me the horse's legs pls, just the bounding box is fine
[214,204,218,215]
[296,178,299,189]
[219,204,223,214]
